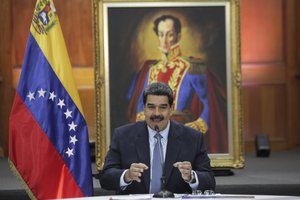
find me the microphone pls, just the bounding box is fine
[154,125,159,132]
[153,126,174,198]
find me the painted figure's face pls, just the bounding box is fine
[157,19,180,54]
[144,95,173,131]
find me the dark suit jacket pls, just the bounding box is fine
[100,120,215,194]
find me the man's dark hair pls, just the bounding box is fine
[153,15,181,35]
[143,82,174,106]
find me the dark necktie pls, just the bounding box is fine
[150,133,164,194]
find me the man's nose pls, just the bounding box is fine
[161,35,167,44]
[154,107,161,115]
[164,36,169,44]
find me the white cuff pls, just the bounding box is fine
[187,170,199,190]
[120,169,132,190]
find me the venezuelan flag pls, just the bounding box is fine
[8,0,93,199]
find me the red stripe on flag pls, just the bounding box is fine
[9,94,84,199]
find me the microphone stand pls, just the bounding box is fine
[153,125,174,198]
[153,176,175,198]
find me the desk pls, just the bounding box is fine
[57,194,300,200]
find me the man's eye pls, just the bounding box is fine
[159,106,168,110]
[147,105,155,109]
[158,33,164,37]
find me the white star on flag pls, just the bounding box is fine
[57,99,65,109]
[64,109,72,119]
[49,91,56,101]
[37,88,46,97]
[26,91,35,101]
[65,147,74,157]
[68,121,77,131]
[70,135,78,145]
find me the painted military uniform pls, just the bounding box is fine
[128,43,209,133]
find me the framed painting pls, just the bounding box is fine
[93,0,243,170]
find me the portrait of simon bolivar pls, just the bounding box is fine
[107,7,228,153]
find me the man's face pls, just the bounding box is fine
[157,19,180,54]
[144,95,173,131]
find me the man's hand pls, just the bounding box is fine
[124,163,148,183]
[173,161,193,182]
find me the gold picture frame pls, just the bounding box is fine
[93,0,243,170]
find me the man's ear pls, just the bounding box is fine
[170,104,175,114]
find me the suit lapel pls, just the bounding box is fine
[135,122,151,192]
[164,121,181,184]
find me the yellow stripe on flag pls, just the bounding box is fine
[30,3,84,116]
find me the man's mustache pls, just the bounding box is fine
[150,115,164,121]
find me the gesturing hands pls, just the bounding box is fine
[124,163,148,183]
[173,161,193,182]
[124,162,193,183]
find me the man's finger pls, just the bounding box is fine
[181,161,191,165]
[132,163,149,170]
[173,161,182,168]
[173,161,191,168]
[129,163,149,182]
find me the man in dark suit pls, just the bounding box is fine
[100,82,215,194]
